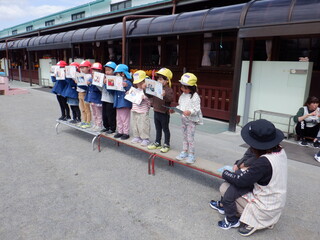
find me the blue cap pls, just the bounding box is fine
[114,64,132,80]
[104,61,117,70]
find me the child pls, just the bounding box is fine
[86,62,103,132]
[131,70,151,146]
[173,73,203,164]
[77,61,92,128]
[113,64,133,140]
[101,61,117,134]
[51,60,71,121]
[147,68,174,153]
[209,148,256,228]
[63,62,81,124]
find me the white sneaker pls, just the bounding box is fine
[131,137,142,144]
[176,151,188,161]
[314,153,320,162]
[141,139,150,147]
[185,154,196,164]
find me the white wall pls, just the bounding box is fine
[237,61,313,132]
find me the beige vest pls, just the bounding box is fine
[240,149,288,229]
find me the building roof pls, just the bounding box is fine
[2,0,320,51]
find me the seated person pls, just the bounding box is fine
[210,119,287,237]
[293,96,320,147]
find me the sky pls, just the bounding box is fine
[0,0,93,30]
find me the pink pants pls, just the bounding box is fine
[91,103,102,127]
[116,107,131,135]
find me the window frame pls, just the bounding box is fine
[71,11,85,21]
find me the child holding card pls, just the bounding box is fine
[51,60,71,121]
[172,73,203,164]
[130,70,151,146]
[63,62,81,124]
[101,61,117,134]
[147,68,174,153]
[77,61,92,128]
[113,64,133,140]
[85,62,103,132]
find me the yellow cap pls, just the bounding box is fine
[156,68,172,87]
[133,70,147,84]
[179,73,197,87]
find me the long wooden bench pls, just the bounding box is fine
[55,120,101,150]
[54,121,232,178]
[98,133,232,178]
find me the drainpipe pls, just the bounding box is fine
[172,0,178,15]
[242,39,255,126]
[122,15,160,64]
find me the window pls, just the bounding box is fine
[164,37,179,66]
[71,11,85,21]
[26,25,33,31]
[45,20,55,26]
[111,0,131,11]
[279,37,320,70]
[201,32,236,67]
[129,38,160,66]
[12,30,17,35]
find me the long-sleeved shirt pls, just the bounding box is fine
[223,156,272,188]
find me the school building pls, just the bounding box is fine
[1,0,320,132]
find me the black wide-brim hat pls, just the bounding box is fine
[241,119,284,150]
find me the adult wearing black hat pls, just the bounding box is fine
[213,119,287,237]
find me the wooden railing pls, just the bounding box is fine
[172,83,232,121]
[9,68,39,85]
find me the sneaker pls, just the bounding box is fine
[121,134,130,140]
[131,137,142,144]
[160,144,170,153]
[299,139,308,146]
[114,133,123,138]
[81,122,91,129]
[58,116,65,121]
[313,141,320,148]
[314,152,320,162]
[176,151,188,161]
[101,128,108,132]
[209,200,225,214]
[69,119,78,124]
[147,142,161,150]
[141,139,150,147]
[106,129,115,134]
[218,217,240,230]
[185,154,196,164]
[238,224,256,236]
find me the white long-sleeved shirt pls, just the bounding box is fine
[177,92,203,124]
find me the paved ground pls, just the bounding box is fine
[0,80,319,240]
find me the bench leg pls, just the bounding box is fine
[152,155,156,175]
[91,134,100,151]
[55,122,60,134]
[97,135,101,152]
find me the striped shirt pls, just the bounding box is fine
[131,89,151,114]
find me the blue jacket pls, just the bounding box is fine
[113,79,133,109]
[51,76,67,95]
[85,79,102,104]
[62,77,78,99]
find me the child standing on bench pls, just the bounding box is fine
[77,61,92,129]
[147,68,174,153]
[86,62,103,132]
[51,60,71,121]
[101,61,117,134]
[64,62,81,124]
[113,64,133,140]
[130,70,151,146]
[173,73,203,164]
